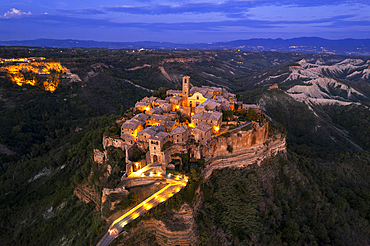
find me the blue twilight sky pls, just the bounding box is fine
[1,0,370,43]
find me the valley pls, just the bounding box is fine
[0,46,370,245]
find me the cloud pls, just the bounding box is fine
[57,8,106,15]
[2,11,369,32]
[103,2,252,16]
[3,8,31,19]
[102,0,370,16]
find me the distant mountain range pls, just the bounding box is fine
[1,37,370,56]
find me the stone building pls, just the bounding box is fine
[163,121,178,132]
[194,99,221,114]
[158,102,172,113]
[191,111,222,133]
[132,113,150,122]
[242,104,261,114]
[182,76,190,107]
[168,96,182,111]
[121,119,144,140]
[145,114,170,126]
[170,125,189,145]
[186,92,208,108]
[138,126,165,143]
[149,132,172,163]
[193,122,212,145]
[123,76,240,168]
[134,101,151,112]
[120,133,135,146]
[166,89,182,97]
[145,107,163,116]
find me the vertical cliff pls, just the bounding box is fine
[118,204,198,245]
[201,122,286,180]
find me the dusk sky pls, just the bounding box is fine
[1,0,370,43]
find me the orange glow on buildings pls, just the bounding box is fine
[188,122,196,128]
[146,122,160,127]
[0,58,69,93]
[213,125,220,133]
[133,128,139,140]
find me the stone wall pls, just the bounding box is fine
[103,136,127,150]
[202,134,286,180]
[126,142,139,163]
[202,121,269,161]
[93,149,107,164]
[163,144,188,170]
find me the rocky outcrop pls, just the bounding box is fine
[0,143,14,155]
[103,136,127,150]
[119,204,198,246]
[101,187,129,204]
[94,149,107,164]
[202,134,286,180]
[74,185,101,209]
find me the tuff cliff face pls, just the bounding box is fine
[202,122,270,161]
[73,184,101,210]
[202,133,286,180]
[118,204,198,246]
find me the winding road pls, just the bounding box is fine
[97,174,188,246]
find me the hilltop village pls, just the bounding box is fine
[94,76,274,179]
[0,56,80,92]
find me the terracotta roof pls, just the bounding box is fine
[121,133,135,141]
[141,96,158,102]
[133,113,149,122]
[194,122,212,132]
[192,111,222,121]
[151,114,169,121]
[155,99,167,104]
[150,131,170,141]
[148,107,163,114]
[164,121,177,127]
[121,119,142,129]
[138,128,156,136]
[166,90,182,95]
[170,125,188,135]
[197,100,220,109]
[135,101,150,106]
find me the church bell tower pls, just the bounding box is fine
[182,76,190,107]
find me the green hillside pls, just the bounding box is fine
[1,46,370,245]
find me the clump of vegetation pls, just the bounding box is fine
[241,124,252,131]
[130,147,146,162]
[198,151,370,245]
[226,144,233,153]
[152,87,169,99]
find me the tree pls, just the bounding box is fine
[120,105,124,116]
[246,108,259,121]
[223,110,233,121]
